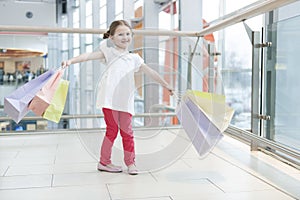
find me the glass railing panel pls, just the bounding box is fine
[213,17,263,130]
[265,15,300,151]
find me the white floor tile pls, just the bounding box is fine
[0,174,52,189]
[53,162,97,174]
[11,155,56,165]
[53,172,105,187]
[0,130,299,200]
[16,146,57,158]
[115,197,172,200]
[0,185,110,200]
[0,166,8,176]
[0,151,19,159]
[171,189,295,200]
[6,164,54,176]
[108,179,223,199]
[53,171,156,187]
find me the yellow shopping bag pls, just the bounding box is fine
[182,90,234,132]
[43,79,69,123]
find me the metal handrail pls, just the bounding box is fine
[227,126,300,162]
[0,25,198,37]
[197,0,298,36]
[0,112,177,121]
[0,0,297,37]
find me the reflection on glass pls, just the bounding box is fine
[266,16,300,151]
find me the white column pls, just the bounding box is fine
[79,0,87,128]
[178,0,203,91]
[143,1,160,126]
[107,0,116,23]
[123,0,134,21]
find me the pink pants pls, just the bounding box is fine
[100,108,135,166]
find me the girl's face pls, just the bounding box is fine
[110,25,132,50]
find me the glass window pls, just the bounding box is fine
[73,34,80,48]
[73,48,80,75]
[265,16,300,151]
[74,0,80,7]
[86,0,93,16]
[86,0,93,35]
[86,15,93,28]
[100,0,107,7]
[86,34,93,44]
[201,0,263,129]
[61,15,68,28]
[225,0,259,14]
[62,33,68,50]
[115,13,123,20]
[62,51,69,62]
[134,0,143,10]
[86,44,93,52]
[115,0,123,14]
[73,8,80,28]
[202,0,220,22]
[99,3,107,28]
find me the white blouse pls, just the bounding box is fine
[96,39,144,115]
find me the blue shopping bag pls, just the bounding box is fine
[4,69,55,123]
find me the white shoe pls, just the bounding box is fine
[127,164,138,175]
[97,163,122,173]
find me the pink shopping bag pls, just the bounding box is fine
[28,69,65,116]
[4,69,55,123]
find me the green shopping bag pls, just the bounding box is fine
[43,79,69,123]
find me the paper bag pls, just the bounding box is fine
[183,90,234,132]
[43,79,69,123]
[28,69,65,116]
[176,97,224,157]
[4,69,55,123]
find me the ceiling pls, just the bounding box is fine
[0,49,44,59]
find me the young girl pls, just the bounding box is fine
[62,20,173,175]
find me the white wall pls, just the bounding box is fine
[0,1,56,26]
[0,34,48,53]
[0,34,48,73]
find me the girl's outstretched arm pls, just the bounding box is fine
[139,63,173,95]
[61,51,105,67]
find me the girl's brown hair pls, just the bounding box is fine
[103,20,132,39]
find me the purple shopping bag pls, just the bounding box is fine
[176,98,223,157]
[4,69,55,123]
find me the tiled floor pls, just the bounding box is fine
[0,128,299,200]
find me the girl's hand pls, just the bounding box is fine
[61,60,71,68]
[166,86,174,96]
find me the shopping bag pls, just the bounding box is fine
[43,79,69,123]
[28,69,65,116]
[4,69,55,123]
[176,97,224,157]
[183,90,234,132]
